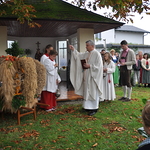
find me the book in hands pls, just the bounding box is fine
[80,59,87,69]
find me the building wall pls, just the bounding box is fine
[137,48,150,54]
[77,28,94,52]
[95,29,115,45]
[115,31,144,44]
[8,36,58,58]
[95,29,144,45]
[0,26,7,55]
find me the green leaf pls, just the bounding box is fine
[142,98,147,104]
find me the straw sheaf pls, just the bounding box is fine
[0,57,5,64]
[0,60,16,112]
[34,59,46,94]
[18,57,37,108]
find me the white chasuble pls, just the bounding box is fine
[70,49,103,109]
[102,60,116,101]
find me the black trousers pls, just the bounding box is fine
[120,66,132,87]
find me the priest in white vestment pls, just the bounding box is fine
[69,40,103,116]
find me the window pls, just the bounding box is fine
[95,33,101,40]
[58,41,67,69]
[7,40,15,48]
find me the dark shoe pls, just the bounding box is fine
[88,111,97,116]
[118,97,126,101]
[122,98,131,102]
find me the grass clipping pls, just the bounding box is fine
[0,56,46,112]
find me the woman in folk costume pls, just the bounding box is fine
[110,49,119,86]
[102,52,116,102]
[40,50,61,111]
[138,51,143,85]
[141,53,150,87]
[40,44,53,64]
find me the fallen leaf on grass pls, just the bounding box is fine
[3,146,12,149]
[87,139,91,142]
[60,118,67,121]
[131,98,139,101]
[34,143,41,147]
[54,107,76,115]
[20,130,40,138]
[92,143,98,147]
[52,140,57,143]
[0,127,19,134]
[61,129,70,132]
[57,135,65,139]
[12,140,22,144]
[103,122,126,133]
[132,135,146,143]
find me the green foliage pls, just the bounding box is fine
[5,41,24,56]
[0,0,150,28]
[12,95,26,109]
[142,98,147,105]
[24,49,31,55]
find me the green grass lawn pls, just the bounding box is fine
[0,86,150,150]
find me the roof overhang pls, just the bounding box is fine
[0,0,124,37]
[0,18,124,37]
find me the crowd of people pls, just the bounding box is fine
[101,45,150,88]
[37,40,149,149]
[38,40,150,113]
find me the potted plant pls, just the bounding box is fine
[5,41,24,56]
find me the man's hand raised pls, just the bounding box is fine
[69,45,74,51]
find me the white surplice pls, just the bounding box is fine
[70,49,103,109]
[41,58,61,93]
[102,60,116,101]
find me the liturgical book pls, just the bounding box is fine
[80,59,87,69]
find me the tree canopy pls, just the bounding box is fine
[0,0,150,27]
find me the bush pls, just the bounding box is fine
[5,41,24,56]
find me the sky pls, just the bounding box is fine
[96,8,150,45]
[126,14,150,45]
[65,0,150,45]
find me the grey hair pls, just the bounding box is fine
[86,40,95,46]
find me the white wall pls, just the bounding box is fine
[95,29,144,45]
[137,48,150,54]
[115,31,144,44]
[77,28,94,52]
[0,26,7,55]
[95,29,115,45]
[8,36,61,58]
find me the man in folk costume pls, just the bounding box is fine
[69,40,103,116]
[118,40,136,102]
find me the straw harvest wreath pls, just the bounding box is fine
[0,55,46,113]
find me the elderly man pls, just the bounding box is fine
[118,40,136,102]
[69,40,103,116]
